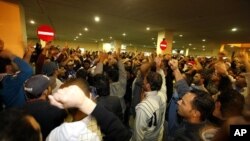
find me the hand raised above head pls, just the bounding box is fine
[168,59,178,71]
[49,85,96,115]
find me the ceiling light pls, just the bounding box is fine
[79,33,82,36]
[109,36,112,39]
[193,48,196,50]
[84,27,88,31]
[143,45,146,47]
[100,38,104,41]
[203,49,206,51]
[30,20,35,24]
[188,43,192,46]
[152,38,155,40]
[122,33,126,36]
[179,34,183,37]
[76,36,79,39]
[182,46,185,48]
[173,41,176,43]
[146,27,150,31]
[202,39,206,42]
[231,27,237,32]
[94,16,100,22]
[74,39,76,41]
[202,45,205,48]
[129,43,132,46]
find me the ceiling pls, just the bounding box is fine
[20,0,250,51]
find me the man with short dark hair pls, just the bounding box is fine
[132,57,167,141]
[191,72,208,92]
[167,59,215,141]
[22,74,67,139]
[0,50,33,108]
[92,74,123,120]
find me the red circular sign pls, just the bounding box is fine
[37,25,55,41]
[160,39,167,50]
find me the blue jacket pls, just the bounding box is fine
[0,57,33,108]
[167,79,189,139]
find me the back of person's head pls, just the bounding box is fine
[60,78,90,97]
[92,74,110,96]
[217,74,233,92]
[83,59,91,69]
[76,68,88,80]
[146,71,162,91]
[60,78,91,120]
[0,109,41,141]
[0,57,11,73]
[106,64,119,82]
[217,89,245,118]
[190,89,215,121]
[24,75,51,99]
[42,61,58,76]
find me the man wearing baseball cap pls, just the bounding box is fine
[22,74,67,139]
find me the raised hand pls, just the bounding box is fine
[48,85,96,115]
[168,59,178,71]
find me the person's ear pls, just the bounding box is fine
[5,65,12,73]
[193,109,201,118]
[215,101,221,110]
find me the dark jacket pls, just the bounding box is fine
[92,104,132,141]
[97,96,123,121]
[172,121,206,141]
[23,99,67,139]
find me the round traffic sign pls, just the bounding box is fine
[37,25,55,41]
[160,39,167,50]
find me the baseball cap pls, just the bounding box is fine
[24,75,51,99]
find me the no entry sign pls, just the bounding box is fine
[160,38,167,50]
[37,25,55,41]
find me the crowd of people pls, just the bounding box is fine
[0,38,250,141]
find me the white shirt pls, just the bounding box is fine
[132,69,167,141]
[46,116,102,141]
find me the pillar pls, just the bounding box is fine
[157,31,173,55]
[0,1,27,57]
[113,40,122,52]
[185,48,189,56]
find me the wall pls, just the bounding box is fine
[0,1,26,57]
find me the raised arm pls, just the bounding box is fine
[169,59,189,97]
[0,50,33,81]
[48,85,132,141]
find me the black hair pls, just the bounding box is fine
[0,109,41,141]
[217,89,245,117]
[92,74,110,96]
[76,68,89,80]
[106,64,119,82]
[190,89,215,121]
[218,74,233,92]
[146,71,162,91]
[83,59,91,64]
[0,57,11,73]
